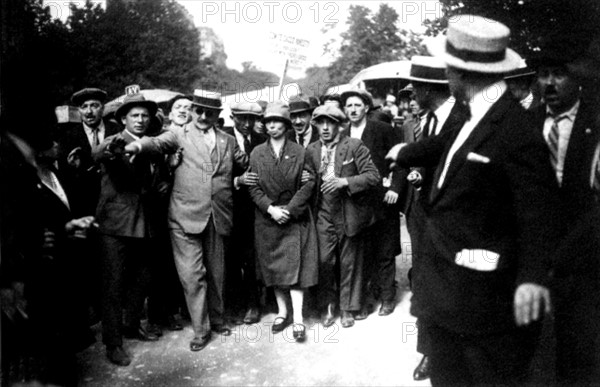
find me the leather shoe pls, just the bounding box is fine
[378,301,396,316]
[413,355,431,381]
[292,323,306,342]
[166,315,183,331]
[271,316,292,333]
[106,346,131,366]
[321,303,336,328]
[354,306,370,321]
[211,325,232,336]
[243,307,260,324]
[123,326,159,342]
[189,336,210,352]
[341,311,355,328]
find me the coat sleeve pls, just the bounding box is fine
[396,128,454,169]
[346,142,381,196]
[286,149,316,219]
[137,130,180,156]
[232,139,249,175]
[247,148,273,214]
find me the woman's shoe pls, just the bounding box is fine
[292,323,306,342]
[271,316,291,333]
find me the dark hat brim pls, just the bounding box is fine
[115,100,158,120]
[71,88,108,106]
[340,91,373,107]
[262,115,292,127]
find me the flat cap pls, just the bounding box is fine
[230,101,263,116]
[312,105,347,123]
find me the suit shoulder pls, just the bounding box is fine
[217,129,236,142]
[220,126,235,137]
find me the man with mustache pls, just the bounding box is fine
[286,95,319,148]
[529,37,600,385]
[124,90,248,352]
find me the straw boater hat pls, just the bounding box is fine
[312,105,347,123]
[230,101,263,116]
[427,15,521,73]
[409,55,449,84]
[191,89,222,110]
[115,93,158,120]
[71,88,108,106]
[262,102,292,127]
[340,88,374,108]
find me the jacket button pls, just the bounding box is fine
[586,128,592,135]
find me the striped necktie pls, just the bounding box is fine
[92,127,100,147]
[548,115,567,171]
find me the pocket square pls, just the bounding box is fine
[342,158,354,165]
[466,152,490,164]
[455,249,500,272]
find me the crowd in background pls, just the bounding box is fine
[2,13,600,387]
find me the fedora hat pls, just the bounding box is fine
[191,89,222,110]
[288,95,317,114]
[528,33,588,70]
[427,15,520,73]
[71,88,108,106]
[115,93,158,120]
[409,55,448,84]
[340,88,374,108]
[312,105,347,123]
[262,102,292,127]
[230,101,263,116]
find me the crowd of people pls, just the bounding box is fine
[2,13,600,387]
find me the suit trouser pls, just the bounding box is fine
[365,211,400,302]
[171,218,226,339]
[317,220,365,312]
[426,320,541,386]
[99,234,152,347]
[225,220,260,310]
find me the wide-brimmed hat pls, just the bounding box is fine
[427,15,521,73]
[340,88,374,108]
[529,34,589,70]
[71,88,108,106]
[288,95,317,114]
[230,101,263,116]
[115,93,158,120]
[409,55,448,84]
[191,89,222,110]
[262,102,291,127]
[312,105,347,123]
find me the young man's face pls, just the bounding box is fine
[313,116,340,144]
[79,99,104,128]
[232,114,257,136]
[344,96,368,125]
[121,106,150,136]
[169,98,192,126]
[264,119,287,140]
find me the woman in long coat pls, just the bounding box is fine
[248,102,318,342]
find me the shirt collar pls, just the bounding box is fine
[321,133,341,149]
[434,96,455,125]
[546,99,580,122]
[83,120,105,134]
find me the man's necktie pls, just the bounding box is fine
[243,135,251,155]
[297,133,305,147]
[92,128,100,147]
[548,115,567,171]
[425,112,438,137]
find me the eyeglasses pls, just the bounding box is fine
[194,107,218,118]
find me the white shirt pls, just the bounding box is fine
[233,128,250,154]
[437,81,508,189]
[543,100,579,185]
[432,97,455,136]
[297,126,313,148]
[83,121,106,147]
[350,120,367,140]
[199,127,216,151]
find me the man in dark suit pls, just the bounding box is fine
[305,105,380,328]
[529,37,600,385]
[94,93,165,366]
[221,101,266,324]
[286,95,319,148]
[387,16,561,385]
[398,55,455,382]
[341,88,401,318]
[125,90,248,352]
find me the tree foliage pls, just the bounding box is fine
[326,4,425,85]
[424,0,600,60]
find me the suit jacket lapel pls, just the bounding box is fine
[214,130,226,173]
[334,137,349,176]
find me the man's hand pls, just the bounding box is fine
[514,283,551,326]
[238,172,259,186]
[268,205,290,224]
[1,282,27,322]
[301,170,312,185]
[321,177,348,195]
[123,142,142,162]
[383,190,399,204]
[66,216,97,239]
